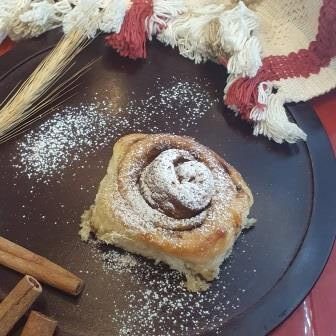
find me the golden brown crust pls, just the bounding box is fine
[81,133,254,286]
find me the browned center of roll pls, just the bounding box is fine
[140,149,215,219]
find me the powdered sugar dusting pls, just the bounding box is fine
[5,75,258,335]
[85,239,256,336]
[140,148,215,218]
[101,249,138,273]
[12,104,129,182]
[11,78,218,183]
[89,133,236,237]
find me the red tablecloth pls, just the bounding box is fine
[0,37,14,57]
[1,40,335,336]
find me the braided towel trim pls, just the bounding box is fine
[225,0,336,143]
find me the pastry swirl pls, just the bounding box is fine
[80,133,254,291]
[140,149,214,221]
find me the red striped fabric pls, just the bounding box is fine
[0,37,14,56]
[225,0,336,120]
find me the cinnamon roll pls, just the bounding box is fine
[80,133,254,291]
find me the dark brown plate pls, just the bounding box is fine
[0,31,335,336]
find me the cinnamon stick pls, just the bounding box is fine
[0,275,42,336]
[20,311,57,336]
[0,237,84,296]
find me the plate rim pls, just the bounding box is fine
[212,102,336,335]
[1,32,335,336]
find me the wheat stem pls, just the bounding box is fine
[0,30,89,143]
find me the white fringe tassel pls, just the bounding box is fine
[220,2,261,77]
[99,0,129,34]
[62,0,103,38]
[157,1,262,76]
[1,0,74,41]
[157,4,226,64]
[0,31,6,44]
[219,2,258,52]
[0,0,32,41]
[147,0,186,39]
[227,36,261,77]
[20,1,63,28]
[0,0,129,42]
[253,93,307,144]
[63,0,130,37]
[249,81,272,121]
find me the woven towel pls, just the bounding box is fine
[158,0,336,143]
[1,0,335,144]
[225,0,336,143]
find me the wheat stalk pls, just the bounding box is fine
[0,29,89,143]
[0,58,98,144]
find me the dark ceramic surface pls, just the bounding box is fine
[0,32,335,335]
